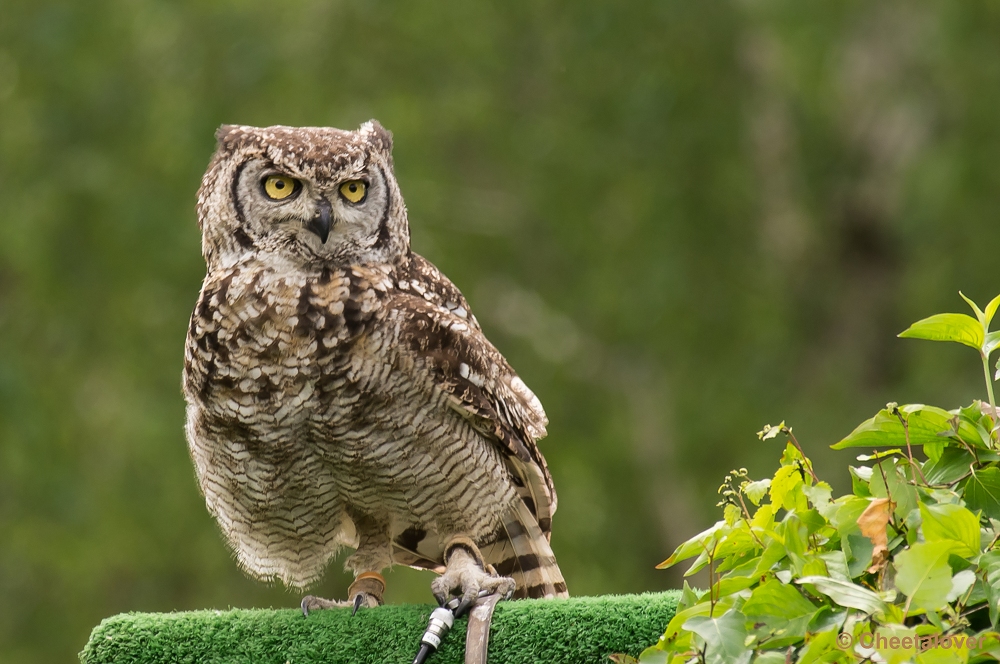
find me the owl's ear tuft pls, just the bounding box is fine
[360,120,393,156]
[215,124,243,147]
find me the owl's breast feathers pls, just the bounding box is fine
[184,252,556,534]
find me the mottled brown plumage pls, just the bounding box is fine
[182,121,566,606]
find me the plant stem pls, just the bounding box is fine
[736,492,764,548]
[982,353,996,412]
[707,545,716,617]
[874,460,898,530]
[892,407,928,486]
[784,428,819,482]
[986,527,1000,552]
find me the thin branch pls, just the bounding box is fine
[892,407,928,486]
[874,459,898,530]
[735,492,764,548]
[784,427,819,482]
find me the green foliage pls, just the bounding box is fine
[648,294,1000,663]
[899,292,1000,409]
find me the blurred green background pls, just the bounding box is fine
[2,0,1000,661]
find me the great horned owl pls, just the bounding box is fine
[183,121,567,612]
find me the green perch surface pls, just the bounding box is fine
[81,591,679,664]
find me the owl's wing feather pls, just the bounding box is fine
[390,260,556,533]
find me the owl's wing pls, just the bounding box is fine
[389,279,556,535]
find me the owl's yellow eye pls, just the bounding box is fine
[263,175,299,200]
[339,180,367,204]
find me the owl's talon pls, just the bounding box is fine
[301,595,351,617]
[431,539,516,609]
[300,572,386,617]
[454,597,474,618]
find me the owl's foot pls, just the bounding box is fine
[431,537,515,616]
[301,571,385,617]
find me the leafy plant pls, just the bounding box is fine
[641,293,1000,663]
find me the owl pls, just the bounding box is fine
[182,120,567,613]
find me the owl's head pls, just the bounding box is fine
[196,121,408,270]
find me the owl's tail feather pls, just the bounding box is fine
[485,500,568,599]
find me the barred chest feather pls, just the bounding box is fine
[182,255,519,587]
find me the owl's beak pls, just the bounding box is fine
[306,199,333,244]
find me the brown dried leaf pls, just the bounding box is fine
[608,656,639,664]
[858,497,893,574]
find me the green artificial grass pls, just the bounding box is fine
[81,591,679,664]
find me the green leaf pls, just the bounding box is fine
[919,503,981,557]
[658,602,713,649]
[874,623,918,664]
[656,521,727,569]
[742,580,817,649]
[830,496,870,572]
[723,503,742,526]
[796,576,887,615]
[832,404,983,449]
[899,312,984,350]
[959,401,988,424]
[818,550,851,581]
[770,464,803,511]
[637,647,669,664]
[794,628,840,664]
[803,482,834,517]
[850,466,872,497]
[683,609,751,664]
[961,291,988,326]
[986,293,1000,328]
[894,541,958,611]
[679,580,705,610]
[742,579,817,622]
[917,639,975,664]
[752,539,786,577]
[750,503,775,533]
[924,440,945,463]
[757,422,784,440]
[947,569,976,603]
[781,514,810,575]
[856,449,905,461]
[715,574,758,597]
[743,479,770,506]
[922,446,975,485]
[845,534,875,578]
[968,631,1000,662]
[967,578,989,606]
[713,524,760,562]
[806,606,846,633]
[717,550,762,576]
[980,551,1000,628]
[962,467,1000,522]
[986,331,1000,356]
[798,508,827,535]
[869,459,918,521]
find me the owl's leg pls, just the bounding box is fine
[301,522,391,616]
[430,536,515,615]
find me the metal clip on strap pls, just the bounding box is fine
[412,591,499,664]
